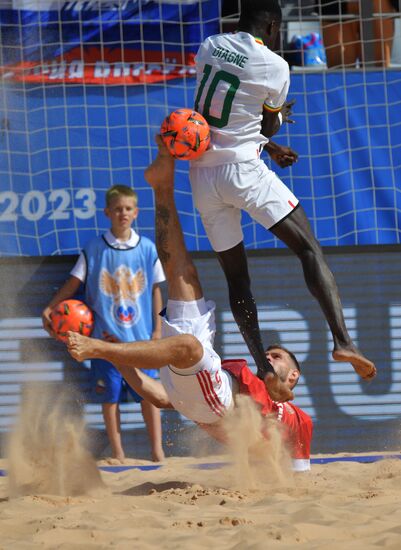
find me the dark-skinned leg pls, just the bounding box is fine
[217,242,294,401]
[217,243,272,377]
[270,205,376,380]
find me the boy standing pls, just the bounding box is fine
[42,185,165,463]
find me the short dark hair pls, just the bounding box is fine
[266,344,301,373]
[239,0,282,28]
[105,185,138,207]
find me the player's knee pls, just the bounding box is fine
[178,334,203,367]
[152,393,171,409]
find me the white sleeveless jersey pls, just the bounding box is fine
[191,31,290,167]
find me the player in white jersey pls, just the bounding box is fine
[189,0,376,399]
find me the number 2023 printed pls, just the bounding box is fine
[0,189,96,222]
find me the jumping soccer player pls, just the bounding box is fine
[189,0,376,395]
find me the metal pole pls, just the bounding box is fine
[360,0,375,65]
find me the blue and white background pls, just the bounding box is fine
[0,0,401,456]
[0,0,400,255]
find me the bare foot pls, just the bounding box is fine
[144,135,175,190]
[66,331,97,362]
[152,449,165,462]
[105,456,125,465]
[332,347,376,380]
[264,372,294,402]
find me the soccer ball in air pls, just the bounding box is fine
[160,108,210,160]
[51,299,94,343]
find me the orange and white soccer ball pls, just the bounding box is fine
[51,299,94,343]
[160,108,210,160]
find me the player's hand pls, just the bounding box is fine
[42,306,57,338]
[269,145,299,168]
[280,99,296,124]
[265,140,299,168]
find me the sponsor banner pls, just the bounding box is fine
[0,0,219,84]
[1,52,197,85]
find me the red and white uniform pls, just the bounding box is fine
[222,359,313,472]
[160,298,234,424]
[159,298,312,470]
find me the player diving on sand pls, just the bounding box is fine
[66,136,313,470]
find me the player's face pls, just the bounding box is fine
[105,196,138,234]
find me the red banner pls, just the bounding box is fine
[1,48,197,85]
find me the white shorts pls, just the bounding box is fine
[159,298,233,424]
[190,159,299,252]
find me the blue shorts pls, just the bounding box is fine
[90,359,159,404]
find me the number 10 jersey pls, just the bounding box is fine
[192,31,290,167]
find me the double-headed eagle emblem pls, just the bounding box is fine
[100,265,146,326]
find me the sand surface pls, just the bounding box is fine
[3,453,401,549]
[0,456,401,550]
[1,385,401,549]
